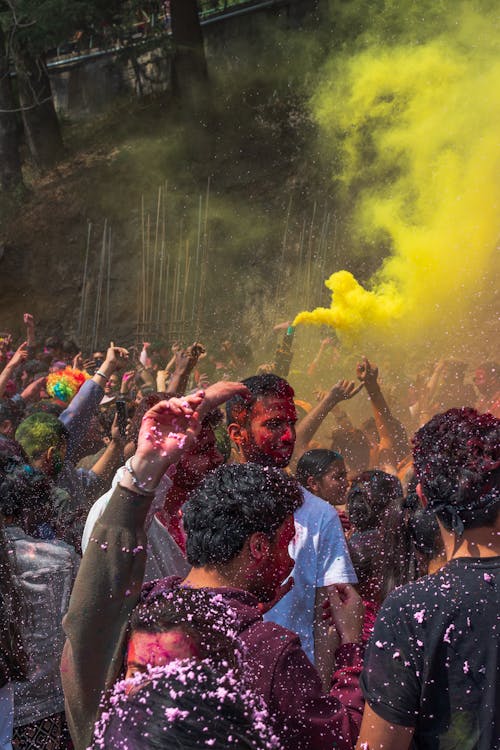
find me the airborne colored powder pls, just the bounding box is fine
[294,5,499,357]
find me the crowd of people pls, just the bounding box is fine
[0,312,498,750]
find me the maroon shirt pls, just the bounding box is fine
[144,577,365,750]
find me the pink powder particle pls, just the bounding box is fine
[443,624,455,643]
[463,661,470,674]
[414,609,426,624]
[483,572,493,584]
[375,641,384,649]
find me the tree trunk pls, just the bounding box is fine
[170,0,208,103]
[0,24,23,191]
[11,41,64,170]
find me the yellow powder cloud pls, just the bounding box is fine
[295,6,499,356]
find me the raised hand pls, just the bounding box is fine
[72,352,83,370]
[132,393,206,489]
[175,342,206,372]
[120,370,136,393]
[356,356,379,389]
[197,381,250,419]
[105,342,129,371]
[9,341,28,369]
[330,379,364,402]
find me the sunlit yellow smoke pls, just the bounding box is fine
[294,6,499,355]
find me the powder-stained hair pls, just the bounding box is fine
[182,463,303,566]
[15,413,68,460]
[91,660,281,750]
[225,374,294,426]
[412,408,500,533]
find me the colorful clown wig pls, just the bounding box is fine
[46,367,90,403]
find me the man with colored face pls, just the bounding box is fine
[227,373,357,688]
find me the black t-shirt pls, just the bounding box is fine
[361,557,500,750]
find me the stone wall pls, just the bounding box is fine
[48,0,315,119]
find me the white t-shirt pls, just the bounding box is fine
[264,487,357,664]
[82,467,190,581]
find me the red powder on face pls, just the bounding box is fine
[126,629,201,681]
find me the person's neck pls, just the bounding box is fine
[441,521,500,561]
[182,564,245,592]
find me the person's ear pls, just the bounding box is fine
[416,482,428,508]
[307,475,319,494]
[46,446,56,465]
[248,532,270,562]
[227,422,248,447]
[46,445,64,474]
[0,419,12,436]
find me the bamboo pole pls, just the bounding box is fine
[91,219,107,354]
[145,211,151,327]
[276,193,293,306]
[164,253,171,340]
[152,185,162,325]
[180,239,190,328]
[294,217,307,308]
[191,194,203,324]
[78,221,92,345]
[195,178,211,340]
[141,195,146,337]
[105,224,112,331]
[173,255,182,334]
[305,202,317,309]
[157,182,168,327]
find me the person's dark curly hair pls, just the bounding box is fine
[182,463,303,566]
[24,400,65,418]
[412,407,500,535]
[347,470,403,532]
[225,374,294,426]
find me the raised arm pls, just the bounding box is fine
[164,342,205,397]
[60,344,128,463]
[0,341,27,398]
[23,313,36,354]
[293,379,363,465]
[356,357,408,469]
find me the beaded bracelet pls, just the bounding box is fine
[123,457,156,496]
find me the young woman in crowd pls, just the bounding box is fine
[295,449,350,531]
[346,470,443,642]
